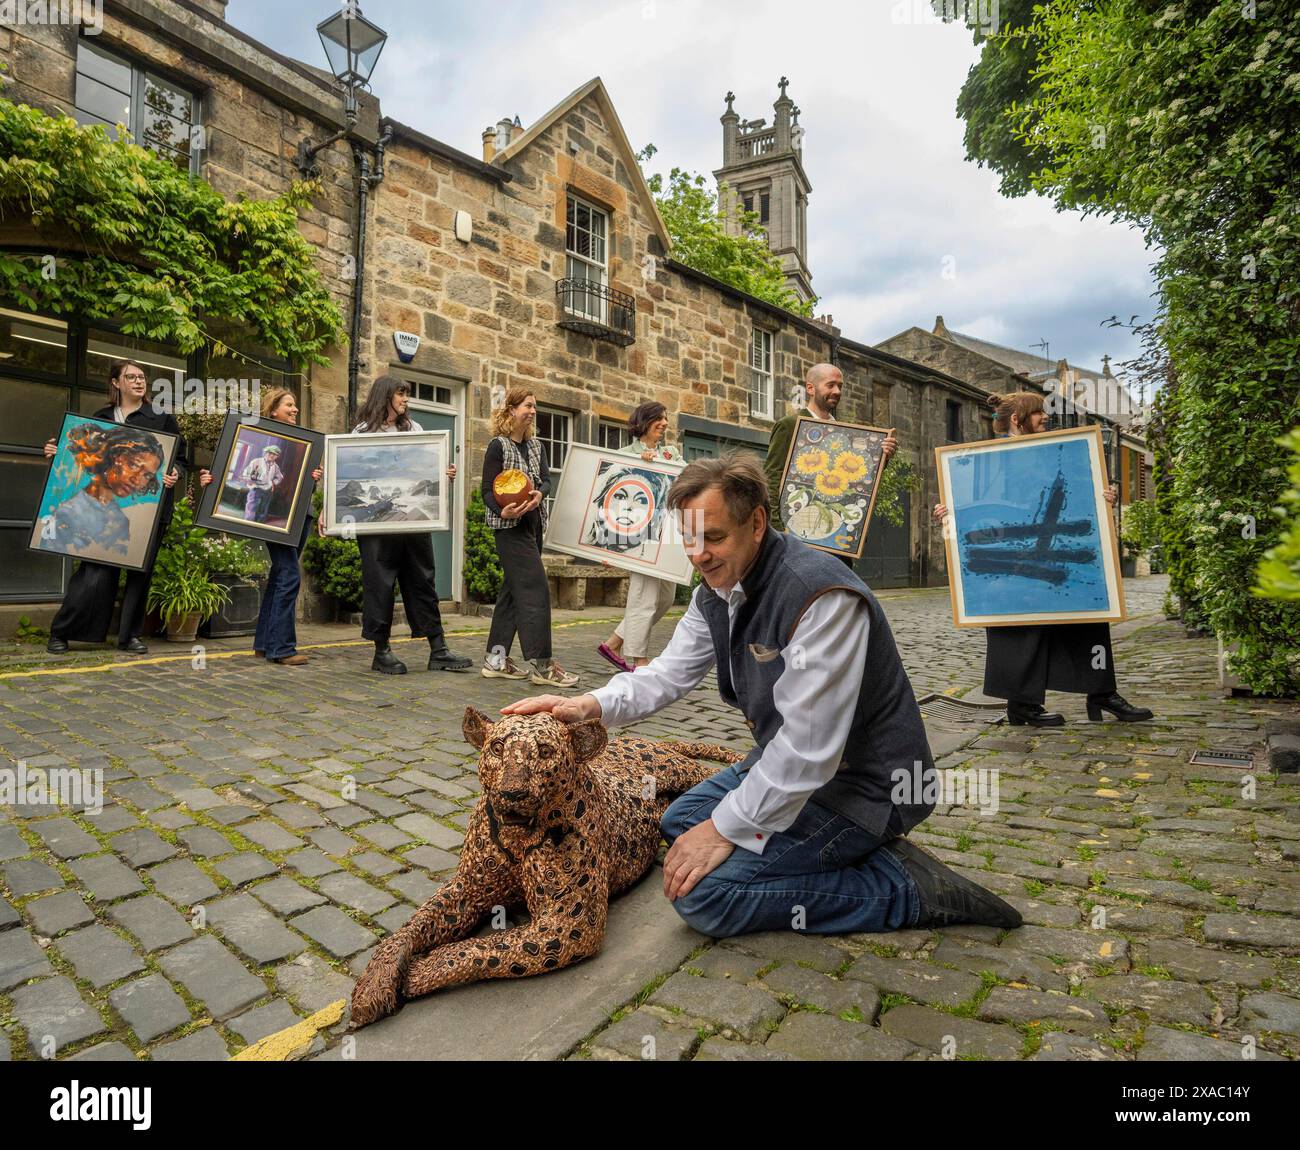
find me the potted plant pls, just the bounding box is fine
[200,534,270,637]
[147,499,230,642]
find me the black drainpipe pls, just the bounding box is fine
[346,122,393,425]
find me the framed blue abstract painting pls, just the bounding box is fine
[935,426,1126,628]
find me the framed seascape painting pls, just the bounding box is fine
[777,418,894,560]
[195,413,324,546]
[935,425,1126,628]
[28,412,180,573]
[544,443,693,585]
[322,431,450,536]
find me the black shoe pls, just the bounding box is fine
[1086,693,1154,722]
[1006,700,1065,727]
[117,638,148,654]
[886,838,1023,930]
[427,645,472,672]
[371,645,407,675]
[46,637,69,654]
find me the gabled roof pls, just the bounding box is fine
[492,77,672,253]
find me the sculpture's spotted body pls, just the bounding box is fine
[351,706,740,1025]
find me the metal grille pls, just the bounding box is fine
[1188,749,1255,769]
[915,693,1006,724]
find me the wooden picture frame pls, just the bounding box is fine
[543,443,693,585]
[195,412,324,546]
[29,412,180,573]
[776,417,894,560]
[935,425,1127,628]
[322,430,450,536]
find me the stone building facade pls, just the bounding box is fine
[1,1,1013,625]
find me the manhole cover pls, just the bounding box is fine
[916,693,1006,724]
[1188,748,1255,768]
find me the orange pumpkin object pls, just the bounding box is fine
[493,468,534,509]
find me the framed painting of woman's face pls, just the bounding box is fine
[544,444,692,584]
[29,412,180,572]
[935,425,1126,627]
[195,413,324,545]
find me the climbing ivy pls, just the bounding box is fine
[0,95,346,363]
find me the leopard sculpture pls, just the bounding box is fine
[351,705,742,1026]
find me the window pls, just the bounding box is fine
[410,383,453,405]
[946,400,962,444]
[564,195,608,325]
[749,329,774,419]
[598,419,630,451]
[534,406,571,520]
[75,41,200,174]
[742,191,770,226]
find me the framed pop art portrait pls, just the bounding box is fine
[322,430,450,536]
[544,443,693,585]
[195,412,324,546]
[935,425,1126,628]
[29,412,180,573]
[777,418,894,560]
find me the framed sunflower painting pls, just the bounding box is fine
[777,418,894,560]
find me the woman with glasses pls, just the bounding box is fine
[43,359,184,655]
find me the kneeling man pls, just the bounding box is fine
[505,454,1019,938]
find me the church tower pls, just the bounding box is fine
[713,78,814,305]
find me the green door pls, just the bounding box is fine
[405,405,456,600]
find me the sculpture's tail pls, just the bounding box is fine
[657,741,745,765]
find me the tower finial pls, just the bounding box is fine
[725,90,735,113]
[778,76,789,98]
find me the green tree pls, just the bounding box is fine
[946,0,1300,694]
[638,145,812,315]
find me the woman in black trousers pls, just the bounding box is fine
[934,391,1153,727]
[44,359,184,655]
[349,376,471,675]
[480,388,579,687]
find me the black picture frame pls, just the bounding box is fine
[29,411,180,574]
[195,412,324,546]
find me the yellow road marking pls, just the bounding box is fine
[230,999,346,1061]
[0,615,625,681]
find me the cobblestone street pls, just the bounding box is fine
[1,576,1298,1062]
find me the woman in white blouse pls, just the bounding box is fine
[598,402,684,671]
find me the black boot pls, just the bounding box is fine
[886,838,1022,930]
[117,637,148,654]
[46,637,69,654]
[1006,700,1064,727]
[371,642,407,675]
[1086,692,1154,722]
[427,639,471,672]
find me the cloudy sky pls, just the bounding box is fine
[229,0,1158,375]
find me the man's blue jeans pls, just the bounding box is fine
[660,763,919,938]
[255,541,302,659]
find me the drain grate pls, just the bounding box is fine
[916,693,1006,724]
[1188,748,1255,768]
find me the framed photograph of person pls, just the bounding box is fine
[935,425,1127,628]
[194,412,324,546]
[544,443,693,584]
[322,430,450,536]
[29,412,180,573]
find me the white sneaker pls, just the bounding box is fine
[530,661,580,688]
[482,657,529,680]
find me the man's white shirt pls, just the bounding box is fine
[590,581,869,854]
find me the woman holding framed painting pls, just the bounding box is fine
[346,376,472,676]
[597,401,683,672]
[198,387,322,666]
[933,391,1153,727]
[480,388,580,688]
[43,359,184,656]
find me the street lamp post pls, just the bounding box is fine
[294,4,390,426]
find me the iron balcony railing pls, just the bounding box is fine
[555,278,636,346]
